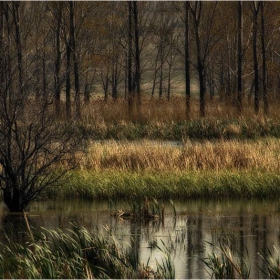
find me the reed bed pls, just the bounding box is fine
[77,138,280,173]
[0,224,174,279]
[203,242,280,279]
[203,242,251,279]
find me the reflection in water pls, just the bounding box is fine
[0,199,280,278]
[1,213,39,243]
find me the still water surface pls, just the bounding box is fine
[1,198,280,278]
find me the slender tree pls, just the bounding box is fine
[53,2,63,115]
[252,1,260,114]
[185,2,191,119]
[237,1,243,112]
[10,2,23,98]
[260,1,268,114]
[133,2,141,109]
[69,1,80,119]
[127,1,133,114]
[188,1,205,117]
[65,29,72,118]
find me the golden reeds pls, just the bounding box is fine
[77,138,280,173]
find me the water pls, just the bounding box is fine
[1,198,280,278]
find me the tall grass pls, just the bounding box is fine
[204,242,280,279]
[65,96,280,141]
[76,138,280,173]
[203,242,250,279]
[259,246,280,278]
[77,96,280,124]
[0,224,174,279]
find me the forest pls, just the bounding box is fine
[0,1,279,119]
[2,2,280,279]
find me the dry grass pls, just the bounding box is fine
[77,95,280,123]
[76,138,280,172]
[53,95,279,123]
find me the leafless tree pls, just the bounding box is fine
[0,3,80,212]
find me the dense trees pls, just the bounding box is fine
[0,1,279,117]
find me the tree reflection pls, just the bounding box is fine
[1,212,39,244]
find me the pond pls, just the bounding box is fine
[1,198,280,279]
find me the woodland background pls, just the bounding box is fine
[0,1,278,120]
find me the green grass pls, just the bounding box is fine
[43,170,280,201]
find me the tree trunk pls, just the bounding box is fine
[189,1,205,117]
[69,1,80,119]
[237,1,243,112]
[112,62,118,101]
[42,48,47,100]
[195,24,205,117]
[101,67,109,101]
[167,63,171,101]
[151,51,159,98]
[185,2,190,119]
[3,187,27,212]
[127,1,133,114]
[260,1,268,115]
[133,2,141,111]
[12,2,23,98]
[54,3,62,116]
[66,39,71,118]
[84,70,90,104]
[159,47,164,98]
[253,2,260,114]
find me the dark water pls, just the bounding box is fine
[1,198,280,278]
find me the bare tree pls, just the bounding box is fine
[184,2,191,118]
[0,95,78,212]
[188,1,219,117]
[260,1,268,114]
[69,1,81,119]
[252,1,260,114]
[237,1,243,112]
[0,3,79,212]
[127,1,133,114]
[133,1,141,108]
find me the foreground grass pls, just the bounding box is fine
[203,242,280,279]
[0,225,174,279]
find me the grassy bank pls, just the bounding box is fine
[44,170,280,200]
[43,138,280,200]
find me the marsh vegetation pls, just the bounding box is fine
[1,1,280,278]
